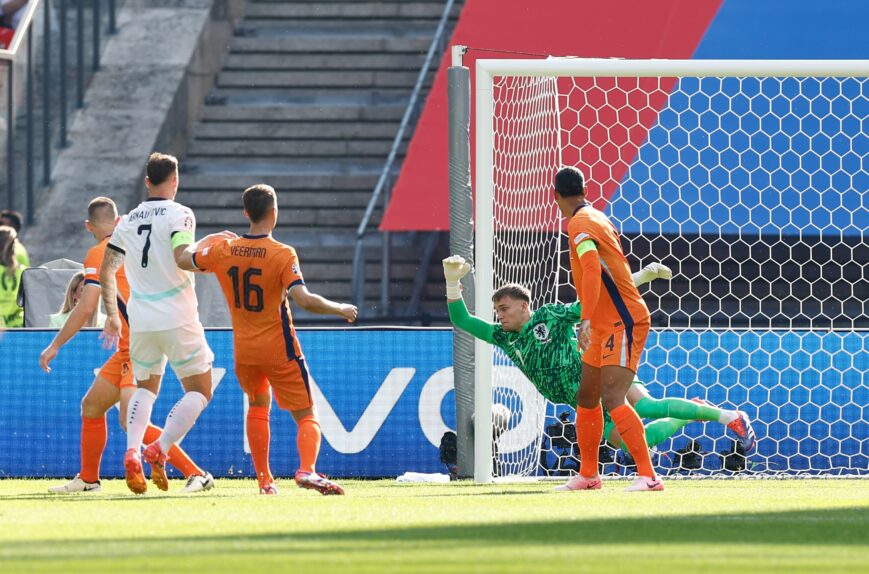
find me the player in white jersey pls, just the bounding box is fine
[99,152,223,494]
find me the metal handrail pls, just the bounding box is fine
[2,0,118,224]
[2,0,42,221]
[351,0,457,316]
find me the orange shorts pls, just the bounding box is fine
[235,359,313,412]
[98,350,135,389]
[583,320,650,373]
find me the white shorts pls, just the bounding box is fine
[130,322,214,381]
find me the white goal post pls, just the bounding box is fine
[472,58,869,483]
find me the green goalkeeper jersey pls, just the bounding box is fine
[448,299,582,405]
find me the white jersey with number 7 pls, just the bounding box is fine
[108,198,200,332]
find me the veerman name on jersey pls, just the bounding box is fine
[230,246,267,259]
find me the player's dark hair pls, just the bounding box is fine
[554,166,586,198]
[492,284,531,304]
[0,209,23,232]
[146,152,178,186]
[243,184,277,223]
[87,196,118,222]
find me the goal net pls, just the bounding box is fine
[472,58,868,481]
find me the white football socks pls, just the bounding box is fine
[126,388,157,451]
[157,391,209,452]
[719,410,739,425]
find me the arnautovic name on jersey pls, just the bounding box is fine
[127,206,168,222]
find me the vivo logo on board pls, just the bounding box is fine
[242,367,544,456]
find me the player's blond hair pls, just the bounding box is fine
[57,271,100,328]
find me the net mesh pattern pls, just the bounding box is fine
[486,70,867,478]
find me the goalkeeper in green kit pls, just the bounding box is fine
[442,256,756,485]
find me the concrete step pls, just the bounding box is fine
[192,121,402,140]
[285,244,436,263]
[209,87,417,102]
[280,278,444,301]
[182,157,390,175]
[193,227,358,247]
[184,190,373,208]
[217,69,429,89]
[206,88,409,103]
[288,281,403,302]
[230,35,432,53]
[200,103,405,122]
[235,22,439,37]
[194,206,376,228]
[187,139,406,158]
[250,0,446,3]
[241,21,443,35]
[245,2,460,19]
[224,52,428,71]
[178,0,461,321]
[294,306,450,324]
[293,262,429,282]
[181,173,379,191]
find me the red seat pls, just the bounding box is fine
[0,27,14,49]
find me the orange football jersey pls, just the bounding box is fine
[195,234,305,365]
[567,204,650,327]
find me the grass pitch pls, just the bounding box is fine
[0,478,866,573]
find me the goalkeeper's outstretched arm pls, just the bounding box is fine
[632,262,672,287]
[443,255,496,344]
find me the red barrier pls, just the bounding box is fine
[380,0,722,231]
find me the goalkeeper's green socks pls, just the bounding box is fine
[642,418,690,449]
[614,395,742,453]
[613,418,689,451]
[633,396,738,425]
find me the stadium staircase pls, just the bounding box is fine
[182,0,459,324]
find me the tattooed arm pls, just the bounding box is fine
[98,247,124,350]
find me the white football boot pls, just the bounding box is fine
[48,474,101,493]
[181,472,215,493]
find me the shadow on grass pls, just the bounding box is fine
[0,486,549,502]
[0,493,189,502]
[3,507,867,562]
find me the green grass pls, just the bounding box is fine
[0,478,866,573]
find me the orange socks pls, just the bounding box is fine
[83,417,206,483]
[142,423,204,478]
[610,404,655,477]
[247,406,273,484]
[575,405,603,478]
[296,415,321,473]
[80,416,107,483]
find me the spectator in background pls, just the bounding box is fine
[0,225,24,327]
[0,0,29,30]
[50,271,106,328]
[0,209,29,267]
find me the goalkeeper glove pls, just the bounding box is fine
[442,255,471,299]
[632,262,673,287]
